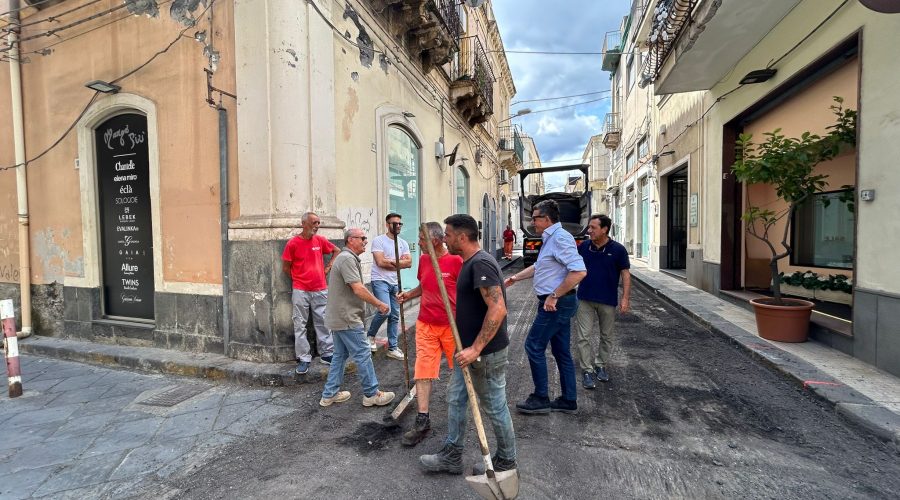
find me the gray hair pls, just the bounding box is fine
[344,228,361,243]
[301,211,318,223]
[423,221,444,242]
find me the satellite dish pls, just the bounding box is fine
[446,143,460,166]
[466,0,485,7]
[859,0,900,13]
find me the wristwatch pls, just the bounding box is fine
[550,291,559,299]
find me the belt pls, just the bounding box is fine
[537,289,576,300]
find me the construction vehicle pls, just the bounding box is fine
[518,164,591,266]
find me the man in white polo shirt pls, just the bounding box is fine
[366,212,412,360]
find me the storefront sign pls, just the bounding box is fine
[96,113,155,319]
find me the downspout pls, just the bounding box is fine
[218,104,230,357]
[8,0,33,339]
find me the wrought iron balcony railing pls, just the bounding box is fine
[601,30,623,72]
[451,36,495,117]
[602,112,621,149]
[430,0,463,48]
[498,125,525,165]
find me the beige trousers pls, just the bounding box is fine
[572,300,616,373]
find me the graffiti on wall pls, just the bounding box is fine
[340,207,377,283]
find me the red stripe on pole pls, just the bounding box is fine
[3,314,23,398]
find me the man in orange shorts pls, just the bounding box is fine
[397,222,463,447]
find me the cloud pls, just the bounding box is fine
[494,0,631,170]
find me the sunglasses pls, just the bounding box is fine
[389,222,404,227]
[532,215,549,220]
[350,236,368,241]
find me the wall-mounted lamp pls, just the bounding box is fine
[402,111,415,118]
[85,80,121,94]
[739,68,777,85]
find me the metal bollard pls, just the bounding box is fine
[1,299,22,398]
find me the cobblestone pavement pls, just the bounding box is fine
[0,357,295,499]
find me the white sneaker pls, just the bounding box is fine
[362,390,395,407]
[386,348,405,360]
[368,337,377,352]
[319,391,351,407]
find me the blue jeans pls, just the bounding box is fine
[524,294,578,401]
[322,328,380,399]
[446,348,516,461]
[366,280,400,349]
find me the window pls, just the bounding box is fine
[626,54,634,91]
[456,166,469,214]
[638,137,648,158]
[626,150,636,172]
[791,189,854,269]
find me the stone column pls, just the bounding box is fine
[229,0,339,362]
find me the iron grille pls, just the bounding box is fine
[452,36,495,115]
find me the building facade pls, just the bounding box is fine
[0,0,520,362]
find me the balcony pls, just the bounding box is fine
[498,125,525,173]
[369,0,463,72]
[601,30,623,72]
[602,113,621,150]
[450,36,495,126]
[650,0,802,94]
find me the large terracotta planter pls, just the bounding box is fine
[750,297,815,343]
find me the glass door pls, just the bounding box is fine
[388,126,420,289]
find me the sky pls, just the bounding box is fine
[493,0,631,191]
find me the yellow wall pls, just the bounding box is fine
[0,0,237,286]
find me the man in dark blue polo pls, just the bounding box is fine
[505,200,586,414]
[573,214,631,388]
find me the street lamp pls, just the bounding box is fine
[498,108,531,124]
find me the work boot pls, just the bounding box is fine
[362,390,396,407]
[419,443,463,474]
[472,454,518,476]
[401,413,431,447]
[550,396,578,414]
[515,393,551,414]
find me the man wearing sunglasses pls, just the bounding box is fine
[504,200,586,415]
[366,212,412,360]
[320,228,395,408]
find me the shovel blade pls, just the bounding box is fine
[465,469,519,500]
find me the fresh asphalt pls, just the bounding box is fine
[3,260,899,499]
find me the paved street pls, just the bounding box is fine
[3,262,899,499]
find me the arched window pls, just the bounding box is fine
[388,125,421,287]
[455,166,469,214]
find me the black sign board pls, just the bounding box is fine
[96,113,155,320]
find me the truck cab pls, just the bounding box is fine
[519,164,591,266]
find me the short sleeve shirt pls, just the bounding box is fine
[533,222,586,296]
[417,253,464,326]
[282,235,336,291]
[455,251,509,355]
[576,239,630,307]
[325,249,366,331]
[369,234,411,285]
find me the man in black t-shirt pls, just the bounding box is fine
[419,214,517,476]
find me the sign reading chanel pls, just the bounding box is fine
[96,113,155,319]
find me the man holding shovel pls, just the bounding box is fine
[419,214,517,476]
[397,222,463,447]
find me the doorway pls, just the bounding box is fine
[667,168,688,269]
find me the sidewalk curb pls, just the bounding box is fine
[630,271,900,451]
[18,324,419,389]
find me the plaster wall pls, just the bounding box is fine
[0,0,238,289]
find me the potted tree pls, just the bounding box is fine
[731,97,856,342]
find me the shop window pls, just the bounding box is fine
[791,189,854,269]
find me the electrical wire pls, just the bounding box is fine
[1,0,103,32]
[0,0,217,173]
[493,50,604,55]
[0,0,58,19]
[511,90,609,106]
[766,0,849,69]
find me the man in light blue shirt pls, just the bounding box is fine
[505,200,586,414]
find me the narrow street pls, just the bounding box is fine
[4,263,897,499]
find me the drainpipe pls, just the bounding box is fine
[8,0,32,339]
[217,104,230,357]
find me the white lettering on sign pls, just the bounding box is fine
[122,278,140,290]
[114,174,137,182]
[115,160,135,171]
[119,184,133,194]
[104,125,146,150]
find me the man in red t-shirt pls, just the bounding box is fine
[282,212,340,375]
[502,225,516,260]
[397,222,463,447]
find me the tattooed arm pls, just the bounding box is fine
[455,285,507,368]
